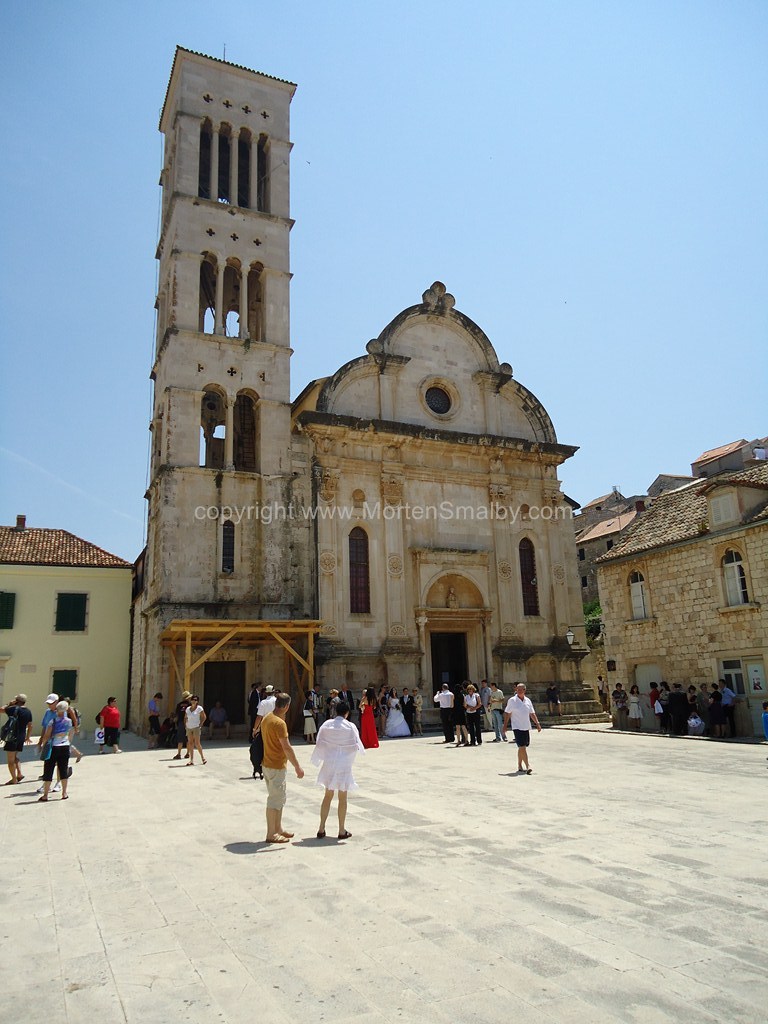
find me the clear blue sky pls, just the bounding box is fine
[1,0,766,561]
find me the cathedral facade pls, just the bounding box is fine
[131,48,592,731]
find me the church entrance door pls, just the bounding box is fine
[430,633,468,691]
[204,661,246,727]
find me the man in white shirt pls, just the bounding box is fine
[433,684,455,743]
[502,683,542,774]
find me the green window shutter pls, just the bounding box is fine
[55,593,88,631]
[52,670,78,700]
[0,592,15,629]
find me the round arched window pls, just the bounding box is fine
[425,386,451,414]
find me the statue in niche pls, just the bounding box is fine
[446,586,458,609]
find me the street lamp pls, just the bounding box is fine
[565,627,575,647]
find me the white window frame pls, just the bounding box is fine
[629,571,648,620]
[722,549,749,606]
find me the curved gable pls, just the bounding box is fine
[316,282,556,444]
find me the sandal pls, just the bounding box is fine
[201,759,207,765]
[337,830,352,840]
[38,796,48,802]
[316,830,326,838]
[61,795,69,800]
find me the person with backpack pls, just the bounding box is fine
[1,694,33,784]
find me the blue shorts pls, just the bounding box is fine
[513,729,530,747]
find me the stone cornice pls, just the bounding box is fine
[296,412,577,463]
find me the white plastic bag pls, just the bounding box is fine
[94,727,105,745]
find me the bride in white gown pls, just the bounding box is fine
[384,690,411,738]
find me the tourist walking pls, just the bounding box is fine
[260,692,304,844]
[173,691,191,759]
[184,695,207,765]
[39,701,73,801]
[312,701,364,840]
[502,683,542,774]
[1,694,32,784]
[97,697,122,753]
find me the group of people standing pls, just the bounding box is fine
[434,679,496,746]
[610,679,741,738]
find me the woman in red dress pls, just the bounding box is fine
[359,687,379,749]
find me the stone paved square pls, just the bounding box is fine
[2,726,766,1023]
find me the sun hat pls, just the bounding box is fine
[264,685,275,693]
[181,690,191,699]
[45,693,59,704]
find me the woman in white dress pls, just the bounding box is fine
[384,689,411,738]
[311,701,364,839]
[628,684,643,732]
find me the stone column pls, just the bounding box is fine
[249,136,260,211]
[229,132,239,205]
[210,126,219,201]
[224,396,234,470]
[416,614,428,689]
[214,259,225,335]
[482,612,493,682]
[239,266,249,339]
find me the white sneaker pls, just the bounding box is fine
[52,782,61,792]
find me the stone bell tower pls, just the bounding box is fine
[136,48,314,712]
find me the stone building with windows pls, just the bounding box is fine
[131,48,599,730]
[596,464,768,736]
[0,516,132,725]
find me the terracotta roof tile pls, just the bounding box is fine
[692,439,746,466]
[582,491,624,510]
[576,511,638,544]
[598,464,768,561]
[0,527,132,569]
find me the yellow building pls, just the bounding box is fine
[0,516,132,731]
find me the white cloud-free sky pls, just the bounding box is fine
[1,0,766,560]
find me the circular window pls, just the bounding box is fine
[425,386,452,415]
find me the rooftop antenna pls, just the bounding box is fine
[223,43,227,61]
